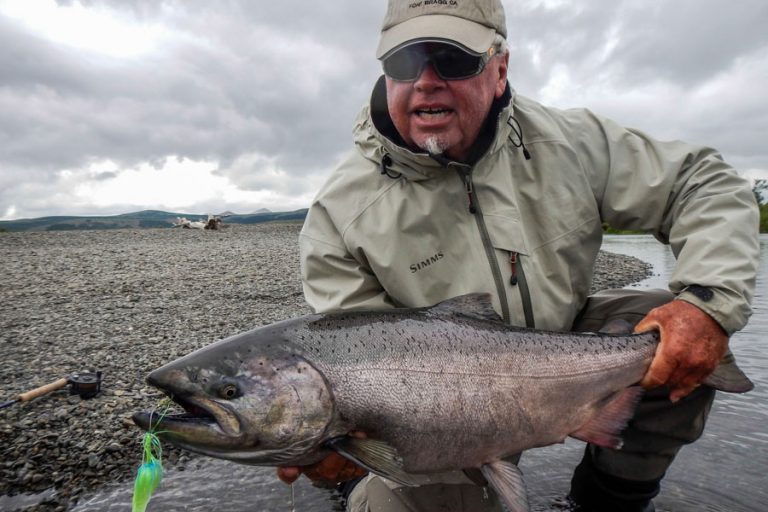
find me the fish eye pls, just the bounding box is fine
[218,382,241,400]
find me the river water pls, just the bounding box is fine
[72,235,768,512]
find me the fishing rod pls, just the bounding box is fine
[0,370,103,409]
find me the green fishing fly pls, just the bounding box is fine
[132,404,169,512]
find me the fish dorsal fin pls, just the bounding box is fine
[327,437,421,487]
[430,293,502,322]
[570,386,644,449]
[480,460,529,512]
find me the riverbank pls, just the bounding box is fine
[0,223,651,511]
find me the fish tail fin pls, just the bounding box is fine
[570,386,644,449]
[704,353,754,393]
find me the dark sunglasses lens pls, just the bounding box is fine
[382,48,424,81]
[383,45,485,81]
[431,48,483,79]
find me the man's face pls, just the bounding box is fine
[385,44,508,161]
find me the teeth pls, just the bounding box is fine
[417,108,450,118]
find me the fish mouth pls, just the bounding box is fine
[133,393,243,445]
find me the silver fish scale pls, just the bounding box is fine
[288,310,658,377]
[284,310,658,472]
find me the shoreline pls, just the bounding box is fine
[0,223,652,511]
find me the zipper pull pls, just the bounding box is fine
[509,252,518,286]
[461,174,477,214]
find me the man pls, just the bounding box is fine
[280,1,760,511]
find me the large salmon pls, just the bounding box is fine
[133,294,753,512]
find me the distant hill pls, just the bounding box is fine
[0,209,307,232]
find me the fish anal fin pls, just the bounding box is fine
[430,294,503,323]
[480,460,529,512]
[570,386,644,449]
[327,437,420,487]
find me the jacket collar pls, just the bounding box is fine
[355,75,516,181]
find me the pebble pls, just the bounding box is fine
[0,223,651,511]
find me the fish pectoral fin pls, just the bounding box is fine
[480,460,529,512]
[570,386,644,449]
[327,437,421,487]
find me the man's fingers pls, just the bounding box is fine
[303,453,348,481]
[669,383,701,403]
[338,461,367,481]
[640,355,676,389]
[668,372,702,402]
[275,434,368,486]
[633,316,659,334]
[667,366,710,402]
[277,466,301,484]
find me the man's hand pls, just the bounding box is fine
[277,453,367,486]
[276,432,368,487]
[635,300,728,402]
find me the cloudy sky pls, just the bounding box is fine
[1,0,767,220]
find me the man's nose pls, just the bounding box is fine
[414,62,445,91]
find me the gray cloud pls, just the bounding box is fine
[1,0,767,219]
[505,0,768,178]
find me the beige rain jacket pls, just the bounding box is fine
[300,78,759,334]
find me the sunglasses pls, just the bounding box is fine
[382,43,496,82]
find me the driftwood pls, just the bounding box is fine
[173,215,222,230]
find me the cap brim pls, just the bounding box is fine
[376,14,496,59]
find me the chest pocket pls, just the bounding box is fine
[483,213,528,255]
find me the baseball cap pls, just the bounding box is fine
[377,0,507,59]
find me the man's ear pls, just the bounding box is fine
[495,53,509,98]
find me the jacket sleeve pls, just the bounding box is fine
[562,109,760,335]
[299,201,396,314]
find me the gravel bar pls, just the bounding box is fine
[0,222,651,511]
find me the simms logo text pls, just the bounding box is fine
[410,252,445,273]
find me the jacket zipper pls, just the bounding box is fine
[509,252,518,285]
[457,167,536,328]
[458,168,511,324]
[509,252,535,328]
